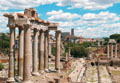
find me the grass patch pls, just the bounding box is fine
[49,64,54,67]
[101,75,109,78]
[99,66,103,70]
[67,66,75,75]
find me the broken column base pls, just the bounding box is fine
[32,72,40,76]
[22,80,33,83]
[55,69,60,73]
[45,69,50,73]
[6,77,15,83]
[39,70,45,74]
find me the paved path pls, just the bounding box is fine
[99,66,112,83]
[77,67,85,82]
[69,58,85,82]
[85,66,98,83]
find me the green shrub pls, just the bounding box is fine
[71,46,88,58]
[0,63,4,70]
[52,46,56,56]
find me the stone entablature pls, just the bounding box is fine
[4,8,58,31]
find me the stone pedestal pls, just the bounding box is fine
[18,28,24,79]
[44,30,49,72]
[7,28,15,83]
[23,25,32,83]
[55,30,61,72]
[39,30,45,73]
[32,28,39,76]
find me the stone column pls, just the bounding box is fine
[44,30,49,72]
[55,30,61,72]
[48,35,52,57]
[7,27,15,83]
[18,27,24,79]
[68,48,71,59]
[98,41,100,46]
[23,24,32,83]
[65,53,68,62]
[111,44,113,58]
[32,28,39,76]
[39,30,45,73]
[107,44,109,58]
[115,44,117,58]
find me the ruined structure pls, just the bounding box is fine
[4,8,61,83]
[107,39,117,58]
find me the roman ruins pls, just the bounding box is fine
[107,39,118,58]
[4,8,61,83]
[2,8,120,83]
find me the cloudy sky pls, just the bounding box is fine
[1,0,120,38]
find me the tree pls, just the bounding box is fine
[71,46,88,58]
[103,37,110,45]
[0,33,9,55]
[0,63,4,70]
[109,34,120,43]
[81,42,96,47]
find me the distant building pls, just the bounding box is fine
[71,28,74,36]
[61,28,97,44]
[61,32,70,41]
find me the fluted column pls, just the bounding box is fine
[107,44,109,58]
[111,44,113,58]
[7,27,15,83]
[55,30,61,72]
[115,44,117,58]
[32,28,39,76]
[18,27,24,79]
[39,30,45,73]
[44,30,49,71]
[23,24,32,83]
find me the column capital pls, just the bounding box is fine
[18,26,24,30]
[39,29,44,33]
[56,30,61,34]
[24,24,32,28]
[34,28,39,32]
[7,24,16,28]
[55,30,61,38]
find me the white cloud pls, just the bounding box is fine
[57,0,120,10]
[0,12,9,32]
[47,10,80,21]
[0,0,119,10]
[77,11,120,26]
[75,11,120,38]
[47,10,120,38]
[0,11,24,33]
[0,0,59,10]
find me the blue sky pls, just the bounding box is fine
[1,0,120,38]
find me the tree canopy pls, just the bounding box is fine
[109,34,120,43]
[0,33,9,55]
